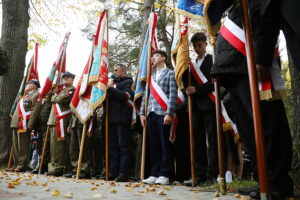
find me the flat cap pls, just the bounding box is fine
[28,79,40,88]
[62,71,75,79]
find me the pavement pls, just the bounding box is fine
[0,171,249,200]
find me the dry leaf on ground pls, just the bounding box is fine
[41,187,50,192]
[7,183,15,189]
[52,190,61,196]
[110,189,117,193]
[157,190,166,196]
[63,192,73,198]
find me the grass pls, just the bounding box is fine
[196,179,257,193]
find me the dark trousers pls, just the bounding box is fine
[147,112,173,177]
[109,123,131,177]
[220,74,294,196]
[174,110,190,181]
[193,109,218,179]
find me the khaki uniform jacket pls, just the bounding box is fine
[10,90,41,129]
[47,86,75,126]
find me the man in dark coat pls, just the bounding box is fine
[107,63,133,182]
[211,2,294,199]
[183,32,218,185]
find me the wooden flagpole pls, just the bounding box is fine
[240,0,269,199]
[76,123,87,180]
[187,69,196,187]
[140,84,149,180]
[38,126,50,175]
[7,146,13,169]
[214,79,226,194]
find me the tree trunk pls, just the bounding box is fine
[0,0,30,166]
[288,52,300,170]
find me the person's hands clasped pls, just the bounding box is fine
[163,114,173,125]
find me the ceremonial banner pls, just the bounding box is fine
[89,10,109,111]
[70,47,94,124]
[203,0,232,43]
[177,0,204,19]
[171,15,189,90]
[39,33,70,99]
[134,12,158,112]
[10,43,40,116]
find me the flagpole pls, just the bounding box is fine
[140,83,149,181]
[76,123,87,180]
[7,146,13,169]
[187,68,196,187]
[38,126,50,175]
[240,0,269,199]
[214,78,226,194]
[140,27,154,181]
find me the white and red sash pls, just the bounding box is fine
[149,76,178,142]
[149,76,169,112]
[220,18,285,101]
[53,104,71,140]
[17,98,31,132]
[190,61,239,138]
[177,90,185,104]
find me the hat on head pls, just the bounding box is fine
[62,71,75,79]
[28,79,40,88]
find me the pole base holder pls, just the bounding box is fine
[219,177,226,195]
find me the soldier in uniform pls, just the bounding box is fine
[10,79,41,172]
[64,114,92,179]
[46,72,75,176]
[31,93,52,174]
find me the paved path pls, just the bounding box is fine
[0,171,249,200]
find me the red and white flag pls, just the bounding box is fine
[39,33,70,99]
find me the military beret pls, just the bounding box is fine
[62,71,75,79]
[28,79,40,88]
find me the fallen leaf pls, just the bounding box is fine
[11,181,21,186]
[52,190,61,196]
[92,193,104,198]
[42,182,48,186]
[215,191,220,197]
[157,190,166,196]
[126,188,133,192]
[240,196,251,200]
[234,193,241,198]
[90,187,98,191]
[193,190,200,193]
[110,182,116,187]
[41,187,50,192]
[110,189,117,193]
[146,187,156,192]
[63,192,73,198]
[163,186,172,191]
[138,190,145,193]
[124,183,132,187]
[19,192,24,195]
[132,183,141,188]
[212,198,220,200]
[7,183,15,189]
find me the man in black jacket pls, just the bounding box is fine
[183,32,218,185]
[211,3,294,199]
[107,63,133,182]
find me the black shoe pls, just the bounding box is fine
[115,174,129,182]
[249,190,290,200]
[46,170,63,177]
[237,185,258,195]
[77,172,91,179]
[31,169,39,174]
[64,172,75,178]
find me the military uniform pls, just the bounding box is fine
[34,96,52,173]
[10,90,41,171]
[47,85,75,174]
